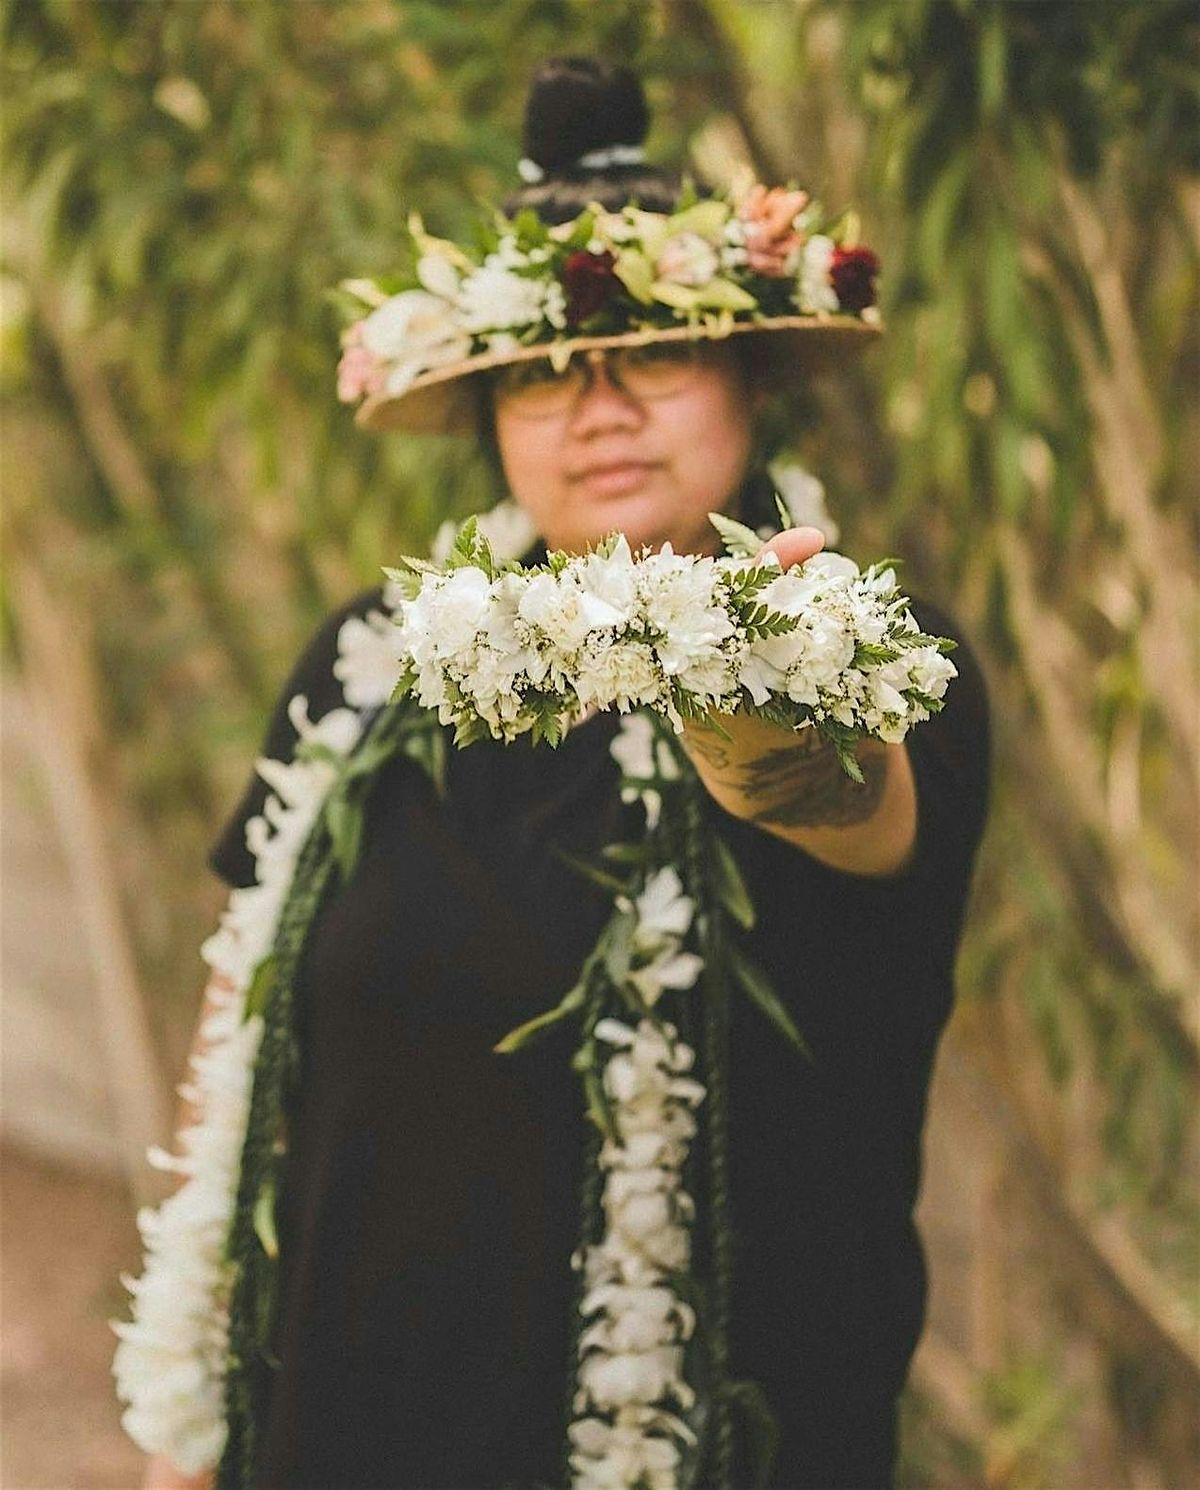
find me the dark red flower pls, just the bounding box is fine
[562,249,619,327]
[829,245,880,313]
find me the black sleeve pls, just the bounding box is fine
[208,588,386,890]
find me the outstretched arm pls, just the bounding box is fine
[680,526,918,878]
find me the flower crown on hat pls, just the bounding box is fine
[334,177,882,421]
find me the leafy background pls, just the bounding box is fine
[2,1,1196,1485]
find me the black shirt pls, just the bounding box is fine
[210,586,990,1490]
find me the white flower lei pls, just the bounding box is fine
[387,512,956,767]
[110,696,370,1471]
[112,500,956,1488]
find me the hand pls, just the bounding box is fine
[680,524,918,876]
[679,523,826,767]
[143,1454,214,1490]
[753,523,827,573]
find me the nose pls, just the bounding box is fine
[567,351,645,436]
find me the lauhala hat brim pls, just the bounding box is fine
[354,314,882,436]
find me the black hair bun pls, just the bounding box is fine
[522,56,649,178]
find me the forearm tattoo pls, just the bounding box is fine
[738,740,887,828]
[689,725,888,829]
[684,730,733,771]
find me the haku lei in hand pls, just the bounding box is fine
[386,510,956,776]
[112,503,955,1490]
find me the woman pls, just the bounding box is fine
[133,56,989,1490]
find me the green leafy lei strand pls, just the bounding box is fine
[217,699,433,1490]
[559,976,609,1489]
[681,772,737,1489]
[217,818,337,1490]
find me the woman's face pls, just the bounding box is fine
[491,343,756,555]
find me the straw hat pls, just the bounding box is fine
[351,314,878,436]
[336,59,883,437]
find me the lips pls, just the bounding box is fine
[570,459,659,495]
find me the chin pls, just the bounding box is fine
[564,492,705,555]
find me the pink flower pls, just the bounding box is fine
[737,184,810,277]
[336,322,385,403]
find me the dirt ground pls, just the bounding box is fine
[1,1142,146,1490]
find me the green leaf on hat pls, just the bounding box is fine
[613,249,655,304]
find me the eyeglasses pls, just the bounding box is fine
[491,342,714,419]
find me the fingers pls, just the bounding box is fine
[755,525,826,572]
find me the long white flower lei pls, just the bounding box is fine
[110,507,536,1473]
[567,864,706,1488]
[110,691,391,1470]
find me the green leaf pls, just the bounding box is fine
[601,842,646,865]
[253,1179,279,1259]
[613,249,655,304]
[666,199,728,242]
[530,708,564,748]
[402,723,446,796]
[323,787,364,881]
[828,733,865,783]
[649,279,703,311]
[389,669,417,706]
[709,510,764,558]
[978,10,1008,122]
[731,948,813,1061]
[554,848,631,896]
[494,982,586,1054]
[243,956,277,1022]
[719,1378,781,1488]
[713,835,755,930]
[601,908,636,987]
[510,207,549,246]
[853,642,900,667]
[693,277,757,312]
[584,1067,619,1141]
[899,631,957,653]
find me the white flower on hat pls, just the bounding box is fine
[360,290,472,396]
[796,233,839,314]
[457,256,567,335]
[416,252,463,300]
[655,230,720,288]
